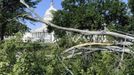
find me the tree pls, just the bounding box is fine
[1,33,134,74]
[49,0,129,37]
[0,0,41,40]
[0,0,133,74]
[128,0,134,34]
[128,0,134,15]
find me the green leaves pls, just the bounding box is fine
[129,0,134,15]
[51,0,130,38]
[0,33,134,74]
[0,0,41,40]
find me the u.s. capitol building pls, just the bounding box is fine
[23,0,56,42]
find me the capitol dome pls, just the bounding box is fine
[32,0,57,33]
[23,0,56,42]
[43,0,57,22]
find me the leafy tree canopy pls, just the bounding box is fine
[50,0,129,37]
[0,0,41,40]
[128,0,134,15]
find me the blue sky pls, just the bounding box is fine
[27,0,128,30]
[27,0,62,30]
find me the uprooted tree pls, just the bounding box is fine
[0,0,134,75]
[20,0,134,74]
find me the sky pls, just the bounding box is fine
[27,0,128,30]
[27,0,62,30]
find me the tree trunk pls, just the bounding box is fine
[0,23,6,41]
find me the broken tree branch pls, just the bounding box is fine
[62,42,113,54]
[20,0,134,41]
[63,46,134,59]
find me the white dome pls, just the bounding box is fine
[43,4,57,21]
[32,1,57,33]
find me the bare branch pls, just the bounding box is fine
[118,38,126,69]
[63,46,134,59]
[62,42,113,54]
[57,56,74,75]
[20,0,30,8]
